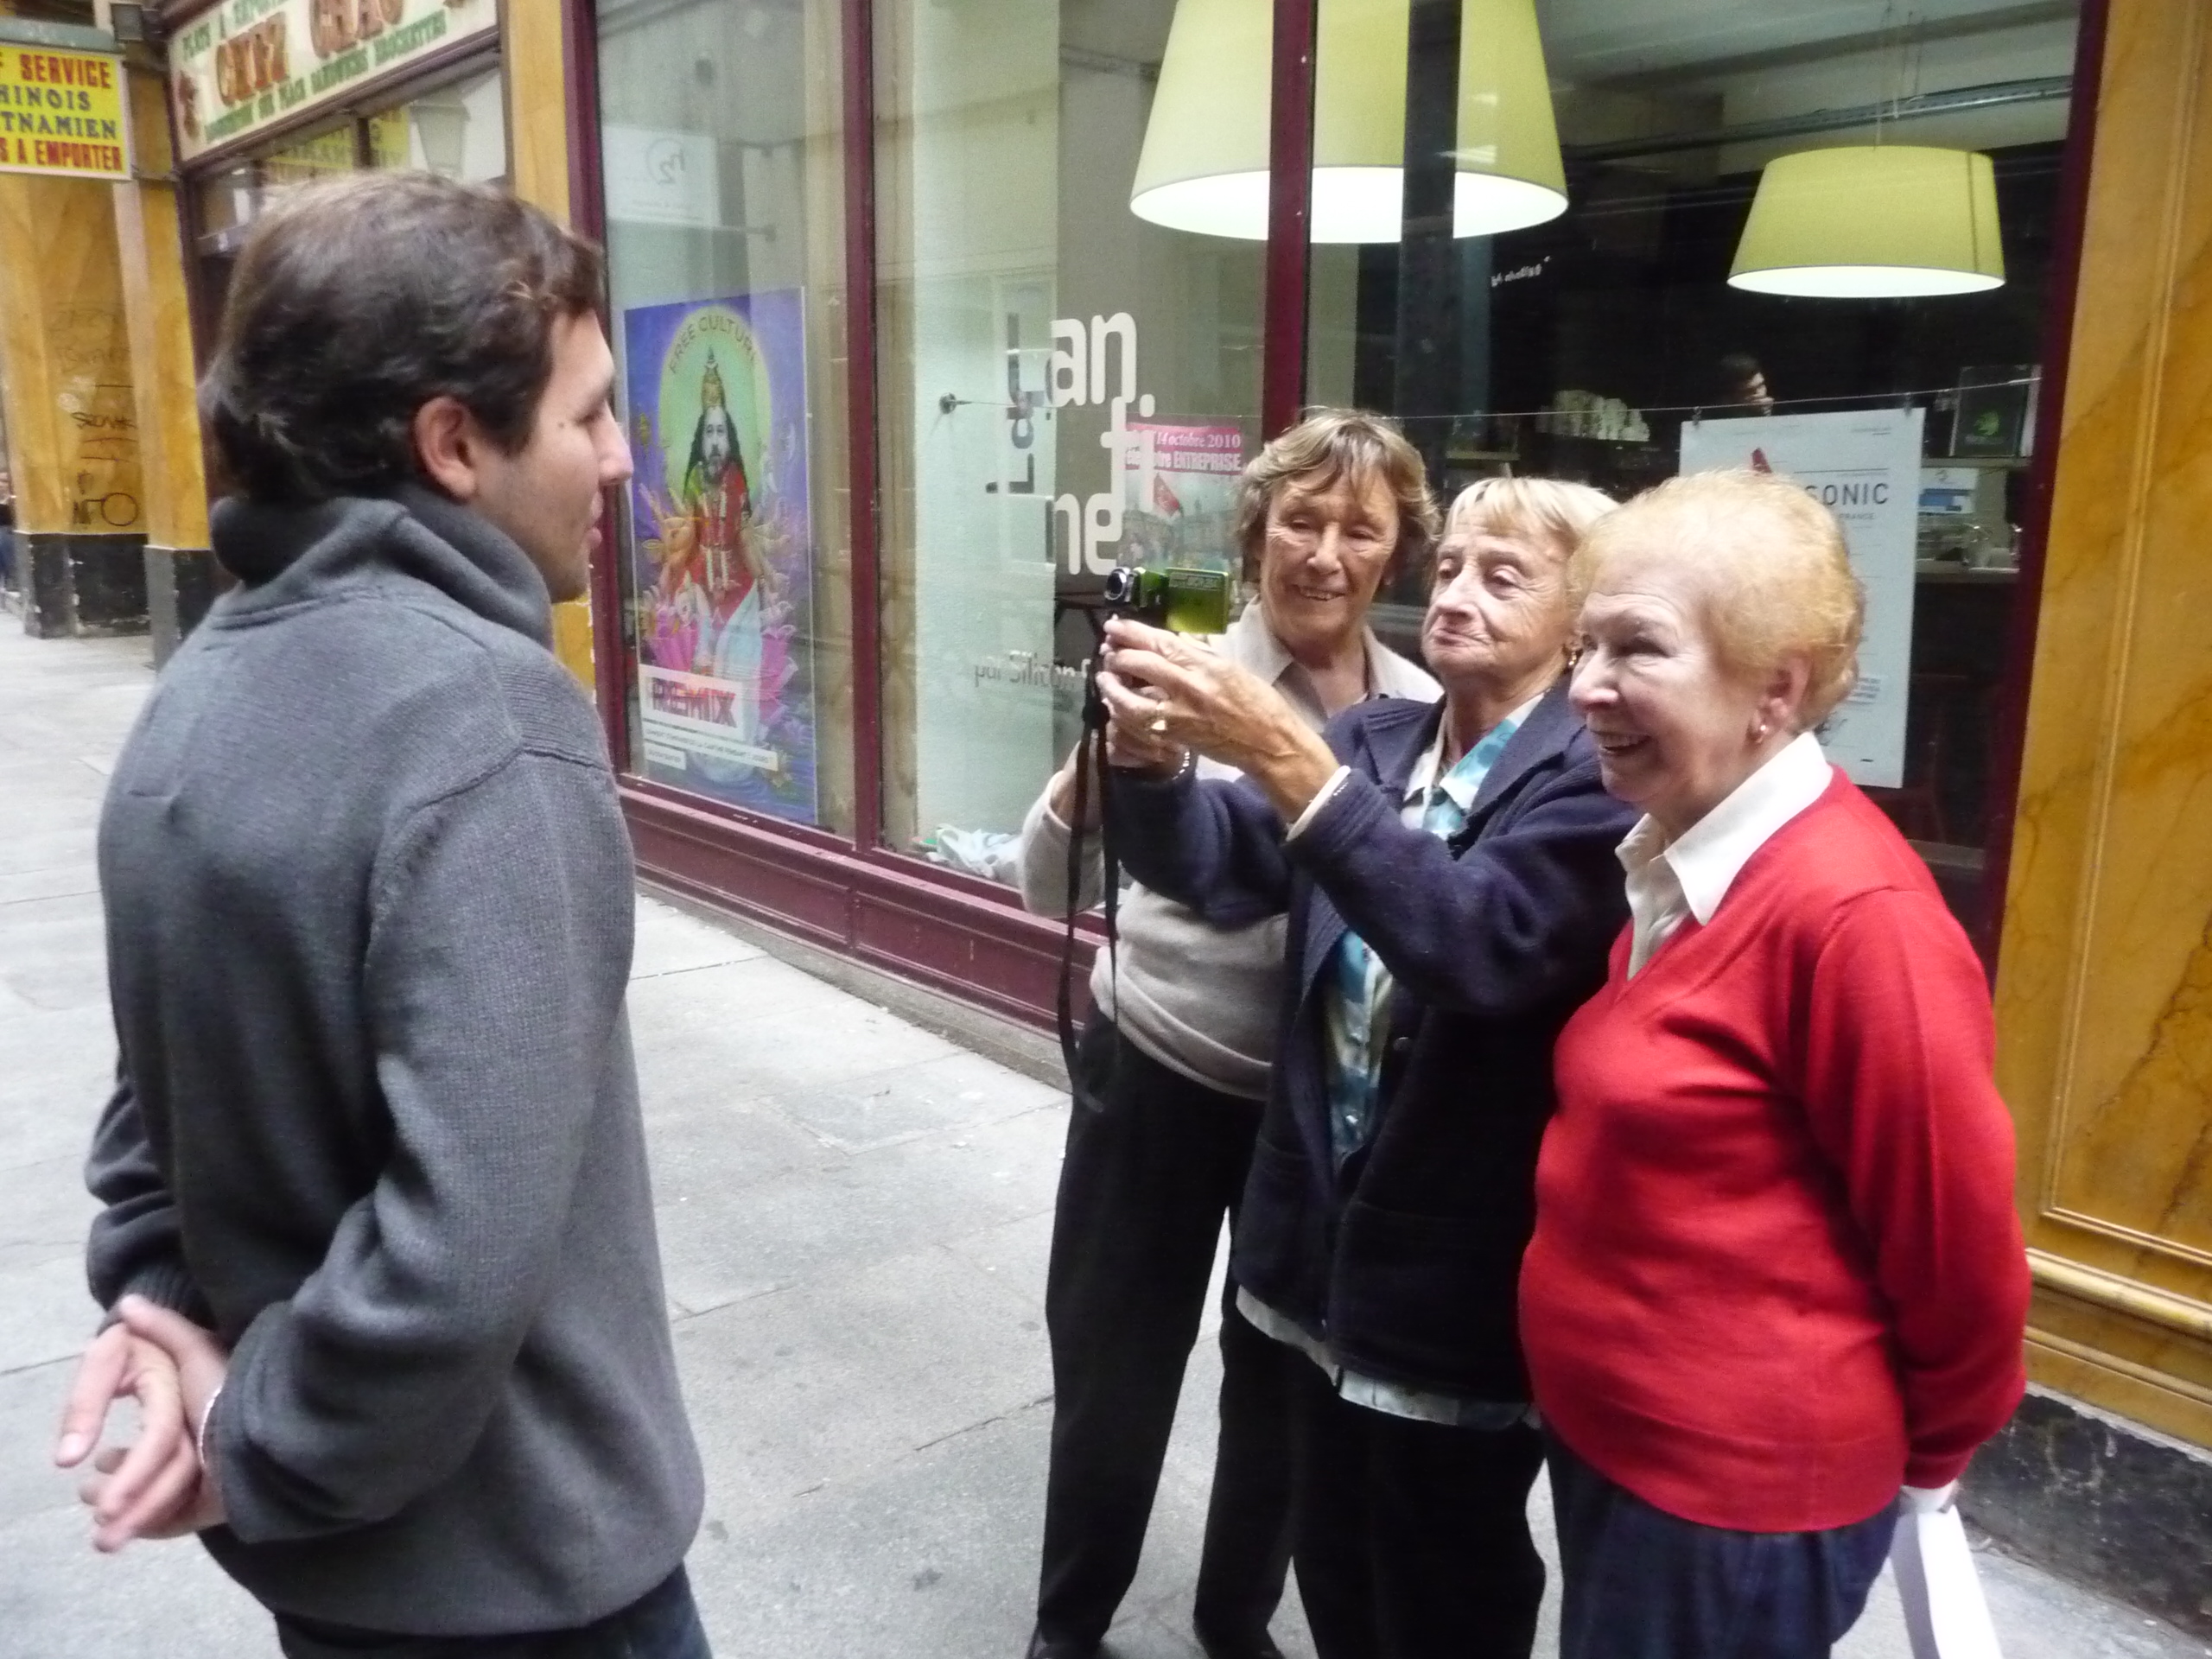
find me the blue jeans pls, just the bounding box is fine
[273,1567,713,1659]
[1548,1434,1897,1659]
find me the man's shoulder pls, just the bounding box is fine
[154,588,606,829]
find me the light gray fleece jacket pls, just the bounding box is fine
[86,486,702,1635]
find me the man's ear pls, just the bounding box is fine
[411,395,483,502]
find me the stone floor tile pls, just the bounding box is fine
[0,1504,278,1658]
[0,1357,92,1531]
[766,1048,1065,1154]
[672,1244,1050,1529]
[631,898,766,980]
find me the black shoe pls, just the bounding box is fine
[1194,1629,1286,1659]
[1024,1627,1100,1659]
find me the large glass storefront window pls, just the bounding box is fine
[873,0,1266,864]
[1305,0,2080,916]
[191,66,508,340]
[596,0,855,836]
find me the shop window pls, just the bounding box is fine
[1305,0,2080,915]
[596,0,855,836]
[366,69,509,184]
[263,123,364,190]
[189,66,506,342]
[871,0,1267,868]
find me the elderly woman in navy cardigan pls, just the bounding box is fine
[1094,477,1634,1659]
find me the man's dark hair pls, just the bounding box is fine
[200,172,605,504]
[1713,351,1765,402]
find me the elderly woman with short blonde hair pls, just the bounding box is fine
[1524,468,2031,1659]
[1095,475,1634,1659]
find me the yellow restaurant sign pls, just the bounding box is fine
[168,0,497,166]
[0,42,130,181]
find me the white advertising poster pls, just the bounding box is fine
[602,125,720,227]
[1679,408,1924,788]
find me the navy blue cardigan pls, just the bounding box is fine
[1108,679,1634,1401]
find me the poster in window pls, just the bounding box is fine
[1948,365,2034,458]
[1119,421,1247,579]
[623,292,819,825]
[1679,408,1923,789]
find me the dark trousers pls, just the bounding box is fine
[1036,1019,1296,1649]
[1285,1357,1546,1659]
[1548,1433,1898,1659]
[272,1567,711,1659]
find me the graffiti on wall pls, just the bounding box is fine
[50,303,142,532]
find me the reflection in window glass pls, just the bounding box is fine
[262,123,361,190]
[365,69,508,184]
[596,0,854,835]
[874,0,1266,863]
[193,162,257,238]
[1307,0,2079,908]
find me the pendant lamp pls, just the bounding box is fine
[1129,0,1567,243]
[1728,145,2005,298]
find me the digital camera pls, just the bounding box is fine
[1098,563,1233,636]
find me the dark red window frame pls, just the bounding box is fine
[564,0,2103,1021]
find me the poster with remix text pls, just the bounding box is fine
[622,291,820,825]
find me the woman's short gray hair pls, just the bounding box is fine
[1232,408,1439,579]
[1569,469,1865,728]
[1448,475,1618,563]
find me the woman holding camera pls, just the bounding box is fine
[1095,477,1633,1659]
[1012,410,1437,1659]
[1528,469,2029,1657]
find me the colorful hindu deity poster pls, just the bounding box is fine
[622,291,819,824]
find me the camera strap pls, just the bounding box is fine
[1057,623,1122,1115]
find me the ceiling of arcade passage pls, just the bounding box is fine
[590,0,2072,184]
[1541,0,2075,170]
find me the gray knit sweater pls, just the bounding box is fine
[86,486,703,1635]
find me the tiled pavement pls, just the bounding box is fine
[0,621,2200,1659]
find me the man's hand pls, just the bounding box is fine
[1100,617,1338,817]
[56,1296,229,1551]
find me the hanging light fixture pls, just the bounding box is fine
[1128,0,1567,244]
[1728,144,2005,299]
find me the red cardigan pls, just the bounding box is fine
[1520,773,2029,1533]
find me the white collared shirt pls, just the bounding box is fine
[1618,731,1834,977]
[1231,600,1440,728]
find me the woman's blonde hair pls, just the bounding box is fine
[1233,408,1440,578]
[1569,469,1865,727]
[1448,475,1618,564]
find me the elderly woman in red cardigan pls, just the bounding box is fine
[1523,467,2031,1658]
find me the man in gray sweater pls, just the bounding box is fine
[53,173,709,1657]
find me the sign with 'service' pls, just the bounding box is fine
[0,44,129,181]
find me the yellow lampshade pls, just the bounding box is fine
[1729,146,2005,298]
[1129,0,1567,243]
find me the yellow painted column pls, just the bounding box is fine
[101,10,213,664]
[0,160,146,636]
[1993,0,2212,1451]
[506,4,598,695]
